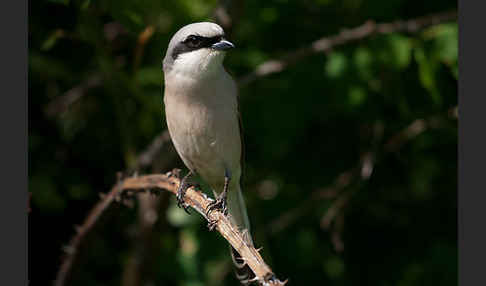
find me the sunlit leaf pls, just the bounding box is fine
[378,34,412,69]
[414,46,441,104]
[325,52,347,78]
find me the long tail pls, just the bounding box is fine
[227,183,255,285]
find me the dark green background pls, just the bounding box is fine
[29,0,457,285]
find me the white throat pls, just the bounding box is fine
[168,49,226,81]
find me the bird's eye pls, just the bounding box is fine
[184,35,202,48]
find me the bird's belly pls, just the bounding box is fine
[180,130,226,184]
[166,101,240,189]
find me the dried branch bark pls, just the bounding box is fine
[55,171,286,286]
[238,10,457,86]
[120,172,287,286]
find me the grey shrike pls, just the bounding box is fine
[162,22,254,284]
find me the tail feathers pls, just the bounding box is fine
[230,246,255,285]
[227,184,255,285]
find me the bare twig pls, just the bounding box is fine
[385,106,457,152]
[131,130,172,171]
[267,106,457,237]
[238,10,457,86]
[267,168,354,236]
[54,174,124,286]
[45,74,102,117]
[320,191,352,230]
[212,0,245,38]
[133,25,155,73]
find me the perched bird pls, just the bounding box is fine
[162,22,254,284]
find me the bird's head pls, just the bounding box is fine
[163,22,234,79]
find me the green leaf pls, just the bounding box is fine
[41,30,65,51]
[178,0,217,19]
[424,23,458,78]
[325,52,347,78]
[353,46,373,81]
[348,85,367,107]
[414,46,441,105]
[423,23,458,64]
[389,35,412,69]
[379,34,412,70]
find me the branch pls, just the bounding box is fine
[267,106,457,238]
[211,0,246,38]
[131,130,172,172]
[123,131,174,286]
[54,174,125,286]
[238,10,457,86]
[384,106,457,152]
[133,25,155,74]
[55,130,173,286]
[45,74,102,117]
[119,172,287,286]
[55,171,286,286]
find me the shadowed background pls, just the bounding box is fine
[29,0,457,285]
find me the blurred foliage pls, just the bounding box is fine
[29,0,457,285]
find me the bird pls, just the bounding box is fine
[162,22,254,284]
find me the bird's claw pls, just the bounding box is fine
[207,218,218,231]
[176,186,191,214]
[176,181,194,215]
[175,170,195,214]
[206,192,228,218]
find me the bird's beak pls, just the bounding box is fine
[211,39,235,51]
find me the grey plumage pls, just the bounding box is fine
[162,22,254,284]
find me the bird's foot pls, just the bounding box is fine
[176,171,194,214]
[206,174,230,221]
[207,218,218,231]
[206,190,228,218]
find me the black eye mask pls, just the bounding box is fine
[172,35,223,60]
